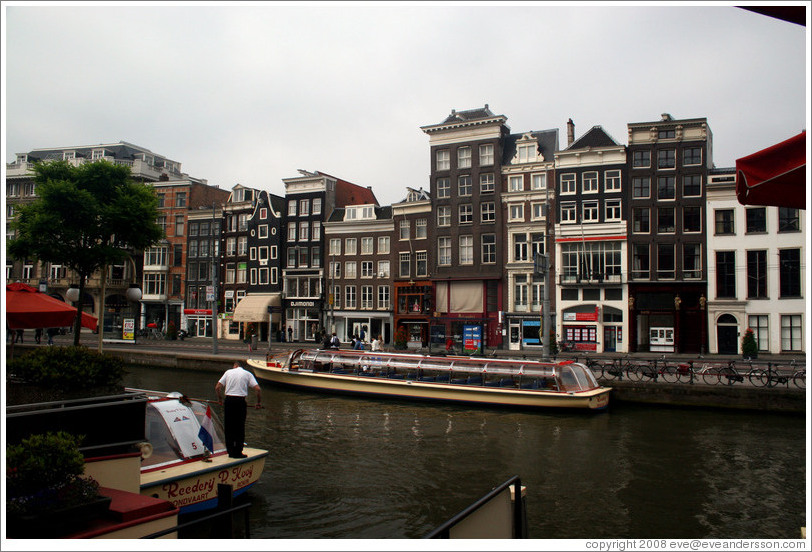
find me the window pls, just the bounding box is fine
[582,172,598,193]
[683,244,701,279]
[684,147,702,166]
[175,215,185,236]
[518,144,536,163]
[399,220,410,240]
[378,260,390,278]
[479,144,494,166]
[657,244,675,279]
[378,285,390,309]
[399,253,410,277]
[226,237,237,256]
[715,209,735,235]
[238,214,249,231]
[531,203,544,220]
[416,252,427,277]
[298,247,309,267]
[361,261,374,278]
[509,204,524,222]
[345,261,357,279]
[438,237,452,266]
[436,149,450,170]
[311,221,321,241]
[658,129,675,139]
[657,207,675,233]
[459,236,473,265]
[345,286,357,309]
[361,286,374,309]
[299,199,310,216]
[458,175,472,196]
[633,150,651,168]
[258,225,269,239]
[175,192,187,207]
[513,234,528,262]
[779,249,801,297]
[332,285,341,309]
[378,236,390,254]
[238,236,248,255]
[531,233,545,258]
[509,175,523,192]
[287,222,297,241]
[514,274,528,311]
[749,315,769,352]
[329,238,341,256]
[482,234,496,264]
[747,250,767,298]
[605,199,622,221]
[437,178,450,198]
[582,201,599,222]
[299,221,309,241]
[288,200,298,216]
[480,173,495,193]
[330,261,341,279]
[312,197,322,215]
[345,238,357,255]
[560,174,576,194]
[657,149,676,169]
[144,273,166,295]
[481,202,495,222]
[416,219,427,239]
[746,208,766,233]
[632,176,650,198]
[683,206,702,233]
[560,202,576,223]
[532,173,547,190]
[361,237,374,254]
[633,208,650,233]
[632,244,650,279]
[458,147,471,169]
[778,208,800,232]
[781,315,803,351]
[716,251,736,298]
[437,206,451,226]
[188,241,199,258]
[287,248,296,268]
[657,176,675,199]
[604,170,621,192]
[459,204,473,224]
[682,175,702,197]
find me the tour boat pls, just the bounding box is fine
[246,349,610,411]
[133,390,268,514]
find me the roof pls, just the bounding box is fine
[566,126,622,150]
[327,205,392,223]
[317,171,378,207]
[420,104,509,133]
[502,129,559,164]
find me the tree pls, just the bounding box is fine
[741,328,758,359]
[8,160,163,346]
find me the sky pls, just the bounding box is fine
[2,1,809,208]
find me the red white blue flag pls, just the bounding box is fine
[198,405,215,452]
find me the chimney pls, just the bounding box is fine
[567,118,575,147]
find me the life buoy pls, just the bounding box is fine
[138,442,154,459]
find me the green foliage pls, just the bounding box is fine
[166,320,178,340]
[394,327,408,349]
[549,329,559,356]
[741,328,758,358]
[6,431,101,517]
[7,346,124,392]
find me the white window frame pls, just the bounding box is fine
[605,170,621,192]
[509,175,524,192]
[458,146,472,169]
[509,204,524,222]
[479,143,494,166]
[436,149,450,170]
[560,173,576,195]
[582,172,599,193]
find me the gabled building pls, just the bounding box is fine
[281,170,377,343]
[626,113,710,353]
[501,129,558,352]
[184,204,223,338]
[421,105,509,351]
[554,121,628,353]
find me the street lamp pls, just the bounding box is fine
[127,283,142,344]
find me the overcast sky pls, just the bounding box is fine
[3,2,809,207]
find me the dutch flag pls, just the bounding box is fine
[198,405,215,453]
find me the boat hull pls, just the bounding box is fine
[141,448,267,514]
[247,360,610,411]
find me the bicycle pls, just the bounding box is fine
[750,360,805,389]
[625,358,659,382]
[701,360,759,386]
[600,355,635,381]
[656,356,697,384]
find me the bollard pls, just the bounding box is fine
[212,483,234,538]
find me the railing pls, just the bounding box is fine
[559,273,623,285]
[142,484,252,539]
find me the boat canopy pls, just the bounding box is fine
[142,394,227,469]
[293,350,601,392]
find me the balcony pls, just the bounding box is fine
[559,272,624,285]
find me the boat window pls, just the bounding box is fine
[419,359,454,372]
[142,400,227,468]
[556,364,598,392]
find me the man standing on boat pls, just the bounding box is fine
[215,362,262,459]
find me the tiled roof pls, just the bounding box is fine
[440,105,495,124]
[502,129,559,164]
[567,126,621,150]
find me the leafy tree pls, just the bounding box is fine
[741,328,758,359]
[8,160,163,345]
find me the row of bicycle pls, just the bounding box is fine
[573,355,806,389]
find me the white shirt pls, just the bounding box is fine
[371,339,382,351]
[218,367,259,397]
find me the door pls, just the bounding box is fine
[509,324,521,351]
[717,326,738,354]
[604,326,617,352]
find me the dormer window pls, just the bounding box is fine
[518,144,536,163]
[344,205,374,221]
[62,151,75,160]
[91,149,106,160]
[16,154,28,164]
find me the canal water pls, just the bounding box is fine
[123,364,807,540]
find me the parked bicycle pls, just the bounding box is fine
[656,356,696,384]
[749,360,806,389]
[598,355,636,381]
[625,357,659,382]
[700,360,760,386]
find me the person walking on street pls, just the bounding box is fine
[215,362,262,458]
[46,327,56,346]
[287,326,293,343]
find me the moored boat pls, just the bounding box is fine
[133,390,268,514]
[247,349,610,410]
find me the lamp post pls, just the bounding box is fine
[210,204,219,355]
[66,284,81,344]
[126,283,142,344]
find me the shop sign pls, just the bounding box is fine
[123,318,135,341]
[463,325,482,352]
[184,309,212,315]
[290,301,315,307]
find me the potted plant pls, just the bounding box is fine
[166,320,178,340]
[6,431,111,538]
[394,327,408,350]
[741,328,758,360]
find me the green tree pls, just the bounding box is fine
[8,160,163,345]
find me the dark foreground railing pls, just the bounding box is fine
[425,475,526,539]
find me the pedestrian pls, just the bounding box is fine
[322,332,332,350]
[330,332,340,349]
[354,335,364,350]
[47,327,56,346]
[215,362,262,459]
[14,329,24,343]
[287,326,293,343]
[371,335,383,352]
[359,326,366,343]
[35,328,43,344]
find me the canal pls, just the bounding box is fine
[123,364,807,539]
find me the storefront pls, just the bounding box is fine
[183,308,212,337]
[561,306,600,351]
[233,293,282,343]
[507,316,542,351]
[286,299,323,342]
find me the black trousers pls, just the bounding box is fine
[224,395,247,457]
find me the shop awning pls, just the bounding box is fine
[736,131,806,210]
[232,293,281,322]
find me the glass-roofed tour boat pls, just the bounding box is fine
[247,349,611,411]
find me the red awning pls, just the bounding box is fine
[736,131,806,209]
[6,282,98,331]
